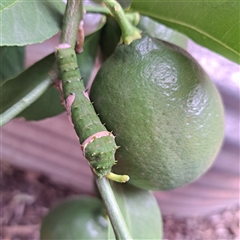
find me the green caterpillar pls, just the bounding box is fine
[56,44,129,183]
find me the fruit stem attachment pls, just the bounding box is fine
[106,172,130,183]
[103,0,141,44]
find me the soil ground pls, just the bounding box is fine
[1,163,239,240]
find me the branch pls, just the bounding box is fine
[58,1,132,239]
[60,0,83,46]
[96,177,133,240]
[85,5,111,15]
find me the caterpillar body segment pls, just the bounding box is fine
[56,45,129,182]
[56,45,105,143]
[83,134,117,177]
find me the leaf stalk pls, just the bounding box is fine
[0,76,53,127]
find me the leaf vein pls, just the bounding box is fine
[220,21,239,41]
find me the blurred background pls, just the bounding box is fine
[1,15,239,240]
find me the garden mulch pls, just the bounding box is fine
[1,163,239,240]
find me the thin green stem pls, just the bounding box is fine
[104,0,141,44]
[85,5,111,15]
[125,12,140,26]
[96,177,133,240]
[0,77,52,127]
[85,6,140,26]
[60,0,83,46]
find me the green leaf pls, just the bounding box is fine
[0,0,65,46]
[118,0,132,9]
[1,52,64,121]
[40,197,108,239]
[18,87,64,121]
[138,16,188,50]
[0,24,103,122]
[131,0,240,64]
[0,54,55,112]
[0,54,64,125]
[0,46,25,84]
[108,183,163,240]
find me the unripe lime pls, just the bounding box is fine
[90,34,224,190]
[40,197,107,239]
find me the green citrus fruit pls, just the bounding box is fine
[40,197,108,239]
[90,33,224,191]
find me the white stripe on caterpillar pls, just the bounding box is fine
[82,91,90,100]
[81,131,115,155]
[65,93,75,126]
[56,46,129,182]
[57,43,71,49]
[66,93,75,112]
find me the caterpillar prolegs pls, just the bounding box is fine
[56,44,129,183]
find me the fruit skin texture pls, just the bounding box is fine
[90,33,224,191]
